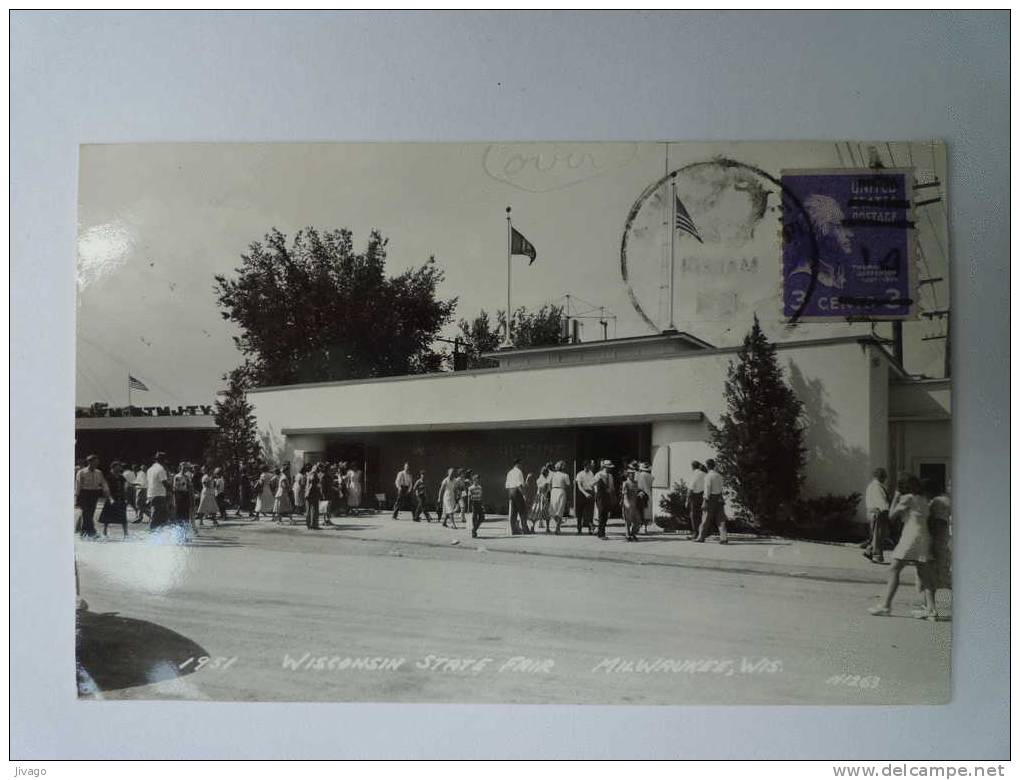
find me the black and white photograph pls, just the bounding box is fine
[73,140,953,705]
[12,8,1009,763]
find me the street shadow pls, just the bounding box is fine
[76,610,209,694]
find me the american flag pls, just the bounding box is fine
[128,375,149,392]
[675,195,704,243]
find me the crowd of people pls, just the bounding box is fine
[74,453,230,538]
[863,467,953,621]
[73,453,367,538]
[242,460,364,529]
[73,451,952,621]
[384,457,659,541]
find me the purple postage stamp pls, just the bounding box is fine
[781,168,916,321]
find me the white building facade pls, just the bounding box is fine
[248,333,951,523]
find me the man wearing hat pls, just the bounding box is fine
[636,461,654,533]
[593,460,616,539]
[145,452,171,530]
[75,454,111,538]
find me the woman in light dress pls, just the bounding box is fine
[253,465,275,520]
[621,466,644,542]
[438,467,458,528]
[868,473,938,620]
[196,468,222,527]
[531,464,552,533]
[346,463,363,513]
[292,464,308,517]
[273,464,293,524]
[548,461,571,534]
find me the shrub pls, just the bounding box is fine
[655,481,691,532]
[786,493,862,541]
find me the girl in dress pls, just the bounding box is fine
[548,461,571,535]
[438,467,458,528]
[253,465,275,521]
[532,464,552,533]
[346,463,363,514]
[100,461,129,538]
[273,464,293,524]
[621,467,643,542]
[923,480,952,607]
[334,462,348,518]
[293,464,308,518]
[172,462,193,526]
[523,473,537,529]
[196,468,222,527]
[868,473,938,619]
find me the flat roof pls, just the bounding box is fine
[248,334,894,395]
[281,411,704,436]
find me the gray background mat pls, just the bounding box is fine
[10,10,1009,759]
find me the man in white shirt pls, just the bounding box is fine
[574,460,596,535]
[593,460,616,539]
[863,467,890,564]
[687,461,706,538]
[392,463,414,520]
[505,458,529,535]
[146,452,171,529]
[131,464,149,523]
[636,462,654,532]
[75,454,110,538]
[695,458,728,544]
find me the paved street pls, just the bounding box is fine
[75,513,951,705]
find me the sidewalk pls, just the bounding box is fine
[242,510,892,585]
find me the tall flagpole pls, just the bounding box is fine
[666,170,678,333]
[127,371,132,409]
[503,206,513,348]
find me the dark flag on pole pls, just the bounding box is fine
[674,195,704,243]
[128,375,149,392]
[510,226,537,264]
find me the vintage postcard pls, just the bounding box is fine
[74,141,951,704]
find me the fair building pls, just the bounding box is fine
[247,333,951,523]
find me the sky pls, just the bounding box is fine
[76,141,950,406]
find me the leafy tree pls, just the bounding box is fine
[203,369,263,484]
[215,228,457,386]
[707,315,806,530]
[456,304,567,368]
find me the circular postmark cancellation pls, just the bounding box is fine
[619,158,821,331]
